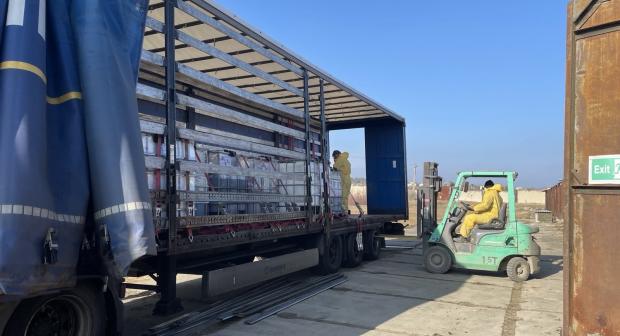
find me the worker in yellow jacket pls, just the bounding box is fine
[332,150,351,214]
[459,180,503,239]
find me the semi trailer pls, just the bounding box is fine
[0,0,408,335]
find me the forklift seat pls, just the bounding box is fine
[477,203,507,230]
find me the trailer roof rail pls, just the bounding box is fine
[141,0,404,126]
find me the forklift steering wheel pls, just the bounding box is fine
[459,201,473,211]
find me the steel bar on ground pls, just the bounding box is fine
[244,275,348,325]
[232,274,344,318]
[147,273,345,335]
[222,274,342,318]
[148,278,292,334]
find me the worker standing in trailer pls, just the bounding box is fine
[332,150,351,214]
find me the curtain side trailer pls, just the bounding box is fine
[0,1,408,335]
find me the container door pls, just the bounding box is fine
[365,121,408,217]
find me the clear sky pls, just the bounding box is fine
[215,0,568,188]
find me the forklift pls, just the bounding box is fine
[416,162,541,282]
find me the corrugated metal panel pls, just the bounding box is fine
[565,1,620,334]
[544,181,564,221]
[364,121,407,217]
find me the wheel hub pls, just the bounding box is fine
[431,253,443,265]
[25,296,89,336]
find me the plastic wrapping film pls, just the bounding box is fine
[0,0,154,296]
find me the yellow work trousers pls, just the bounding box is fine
[460,212,495,238]
[341,176,351,213]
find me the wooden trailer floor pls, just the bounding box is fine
[122,219,562,336]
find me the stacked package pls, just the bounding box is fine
[140,122,344,224]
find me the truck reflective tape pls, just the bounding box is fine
[0,204,84,223]
[6,0,25,27]
[94,202,152,221]
[37,0,45,39]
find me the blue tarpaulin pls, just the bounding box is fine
[0,0,155,296]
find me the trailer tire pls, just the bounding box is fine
[363,230,381,261]
[3,283,106,336]
[315,235,343,275]
[343,233,364,267]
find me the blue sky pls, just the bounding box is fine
[216,1,568,188]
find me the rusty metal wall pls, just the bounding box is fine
[437,185,453,201]
[544,181,565,221]
[565,1,620,334]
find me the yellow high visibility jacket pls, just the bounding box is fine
[333,152,351,212]
[333,152,351,178]
[472,184,503,221]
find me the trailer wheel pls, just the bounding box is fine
[343,233,364,267]
[315,235,343,275]
[424,245,452,274]
[363,230,381,261]
[507,257,530,282]
[3,283,106,336]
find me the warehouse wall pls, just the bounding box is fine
[458,189,545,204]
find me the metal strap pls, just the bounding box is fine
[179,211,307,228]
[151,191,306,203]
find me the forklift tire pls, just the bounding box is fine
[424,245,452,274]
[315,235,343,275]
[507,257,530,282]
[4,283,106,336]
[343,233,364,267]
[363,230,381,261]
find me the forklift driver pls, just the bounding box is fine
[459,180,503,240]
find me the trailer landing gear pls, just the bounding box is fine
[153,255,183,316]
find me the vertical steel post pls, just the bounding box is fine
[319,80,331,237]
[303,69,312,229]
[186,88,197,130]
[418,162,439,242]
[154,0,183,316]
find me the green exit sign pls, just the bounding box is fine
[589,155,620,184]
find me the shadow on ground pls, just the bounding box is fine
[123,220,563,336]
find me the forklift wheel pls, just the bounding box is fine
[507,257,530,282]
[424,246,452,274]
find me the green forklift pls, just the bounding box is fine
[416,163,541,282]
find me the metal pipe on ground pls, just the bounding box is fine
[146,273,347,336]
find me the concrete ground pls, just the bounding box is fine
[123,217,563,336]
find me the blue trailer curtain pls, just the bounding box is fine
[0,0,154,296]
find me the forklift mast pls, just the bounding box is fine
[416,162,442,241]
